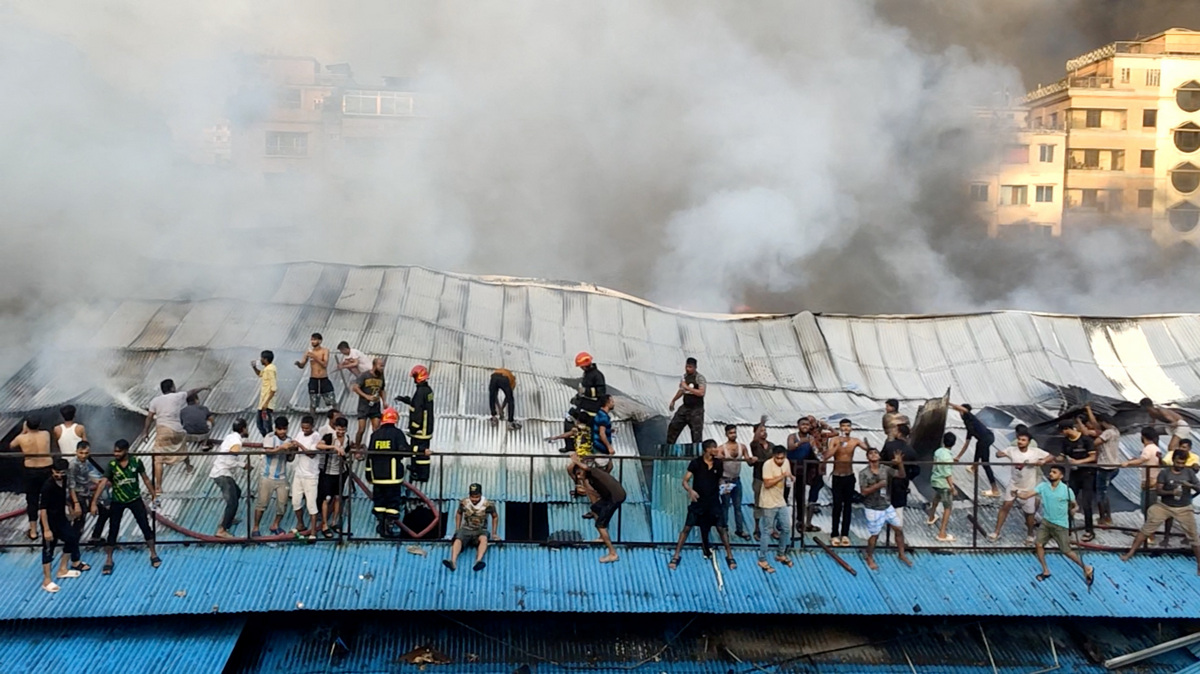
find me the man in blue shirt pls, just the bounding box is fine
[1019,464,1094,586]
[591,395,615,471]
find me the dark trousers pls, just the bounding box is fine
[1095,468,1118,518]
[1069,469,1096,534]
[666,406,705,445]
[42,516,80,565]
[488,374,514,422]
[373,482,404,516]
[214,476,241,530]
[24,466,51,523]
[108,499,154,546]
[974,439,997,485]
[256,409,273,437]
[409,439,431,482]
[831,474,855,538]
[799,474,824,528]
[72,494,110,540]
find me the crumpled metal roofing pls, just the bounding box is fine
[0,543,1198,620]
[0,616,244,673]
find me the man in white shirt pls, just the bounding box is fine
[142,379,209,497]
[211,419,247,539]
[335,341,372,376]
[291,415,322,541]
[989,430,1051,543]
[1085,407,1122,526]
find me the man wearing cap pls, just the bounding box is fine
[444,483,498,572]
[366,407,409,538]
[666,357,706,446]
[396,364,435,482]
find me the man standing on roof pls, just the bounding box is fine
[252,351,278,438]
[367,407,408,538]
[351,357,387,449]
[666,357,706,446]
[1142,398,1192,455]
[951,403,1000,498]
[573,352,606,418]
[1121,449,1200,574]
[882,399,909,441]
[210,419,247,539]
[571,455,625,564]
[143,379,209,498]
[39,458,88,593]
[789,416,833,534]
[1056,419,1097,542]
[93,439,161,575]
[756,445,794,573]
[489,367,521,431]
[396,364,434,482]
[823,418,866,547]
[860,446,912,571]
[748,418,772,541]
[290,415,322,542]
[11,417,52,541]
[1123,427,1164,518]
[1084,406,1121,527]
[251,416,296,538]
[879,422,919,530]
[53,405,87,459]
[69,441,109,545]
[443,483,498,572]
[989,429,1052,544]
[669,439,736,571]
[719,424,752,540]
[296,332,335,414]
[1019,464,1093,586]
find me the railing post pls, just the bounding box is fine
[528,455,534,543]
[972,459,979,549]
[245,453,252,543]
[616,457,624,544]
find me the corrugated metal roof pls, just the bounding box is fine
[0,616,243,673]
[1,543,1199,620]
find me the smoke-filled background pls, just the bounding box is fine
[4,0,1200,329]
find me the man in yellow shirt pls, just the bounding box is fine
[252,351,278,437]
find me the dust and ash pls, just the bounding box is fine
[1,0,1198,346]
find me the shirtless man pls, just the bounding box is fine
[788,416,833,533]
[881,399,909,441]
[296,332,335,413]
[11,418,53,540]
[53,405,87,457]
[823,418,867,547]
[718,425,752,540]
[1142,398,1192,454]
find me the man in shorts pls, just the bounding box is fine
[572,454,626,563]
[142,379,208,496]
[859,447,912,571]
[251,416,295,537]
[443,483,498,572]
[316,416,350,537]
[1019,465,1093,586]
[989,429,1051,543]
[290,415,322,541]
[1121,449,1200,574]
[669,439,736,571]
[926,432,957,542]
[1142,398,1192,454]
[351,357,387,449]
[296,332,335,413]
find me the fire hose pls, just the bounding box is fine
[349,472,441,539]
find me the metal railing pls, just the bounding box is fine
[5,447,1187,556]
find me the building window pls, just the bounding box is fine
[969,184,989,202]
[1168,201,1200,233]
[1178,81,1200,113]
[1035,185,1055,203]
[1081,188,1098,207]
[1147,69,1161,86]
[1049,112,1058,128]
[1085,109,1102,128]
[1172,162,1200,194]
[265,131,308,157]
[1144,109,1157,127]
[1108,189,1124,212]
[1003,145,1029,163]
[1138,189,1154,208]
[1141,150,1155,168]
[1176,123,1200,153]
[1110,149,1125,171]
[1000,185,1028,206]
[1120,68,1131,84]
[279,88,302,109]
[342,90,415,116]
[1038,144,1055,162]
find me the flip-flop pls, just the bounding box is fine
[726,556,737,570]
[776,556,794,568]
[270,529,284,536]
[442,559,456,571]
[473,561,486,572]
[42,582,60,593]
[250,530,261,538]
[102,564,113,576]
[582,512,596,520]
[758,562,776,574]
[1085,567,1095,590]
[72,562,91,572]
[668,556,680,570]
[56,570,82,579]
[150,556,162,569]
[1081,533,1096,543]
[1036,572,1051,582]
[322,529,334,539]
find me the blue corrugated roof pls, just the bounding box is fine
[0,616,244,673]
[0,542,1199,619]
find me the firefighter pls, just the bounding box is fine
[395,364,434,482]
[574,352,607,416]
[366,407,408,538]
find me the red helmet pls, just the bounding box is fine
[575,352,593,368]
[410,364,429,383]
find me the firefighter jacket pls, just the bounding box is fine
[405,382,434,440]
[366,423,408,485]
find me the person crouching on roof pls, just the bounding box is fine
[444,483,499,572]
[366,407,408,538]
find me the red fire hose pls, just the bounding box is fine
[349,473,441,539]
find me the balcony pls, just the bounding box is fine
[1069,76,1114,89]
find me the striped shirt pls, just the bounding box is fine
[261,433,291,481]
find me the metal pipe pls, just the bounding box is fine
[1104,631,1200,669]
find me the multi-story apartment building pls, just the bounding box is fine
[969,108,1067,237]
[1023,28,1200,242]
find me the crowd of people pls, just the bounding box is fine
[7,337,1200,595]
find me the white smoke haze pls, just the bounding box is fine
[2,0,1199,377]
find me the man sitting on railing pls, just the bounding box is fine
[443,483,498,572]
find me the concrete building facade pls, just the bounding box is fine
[970,108,1067,237]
